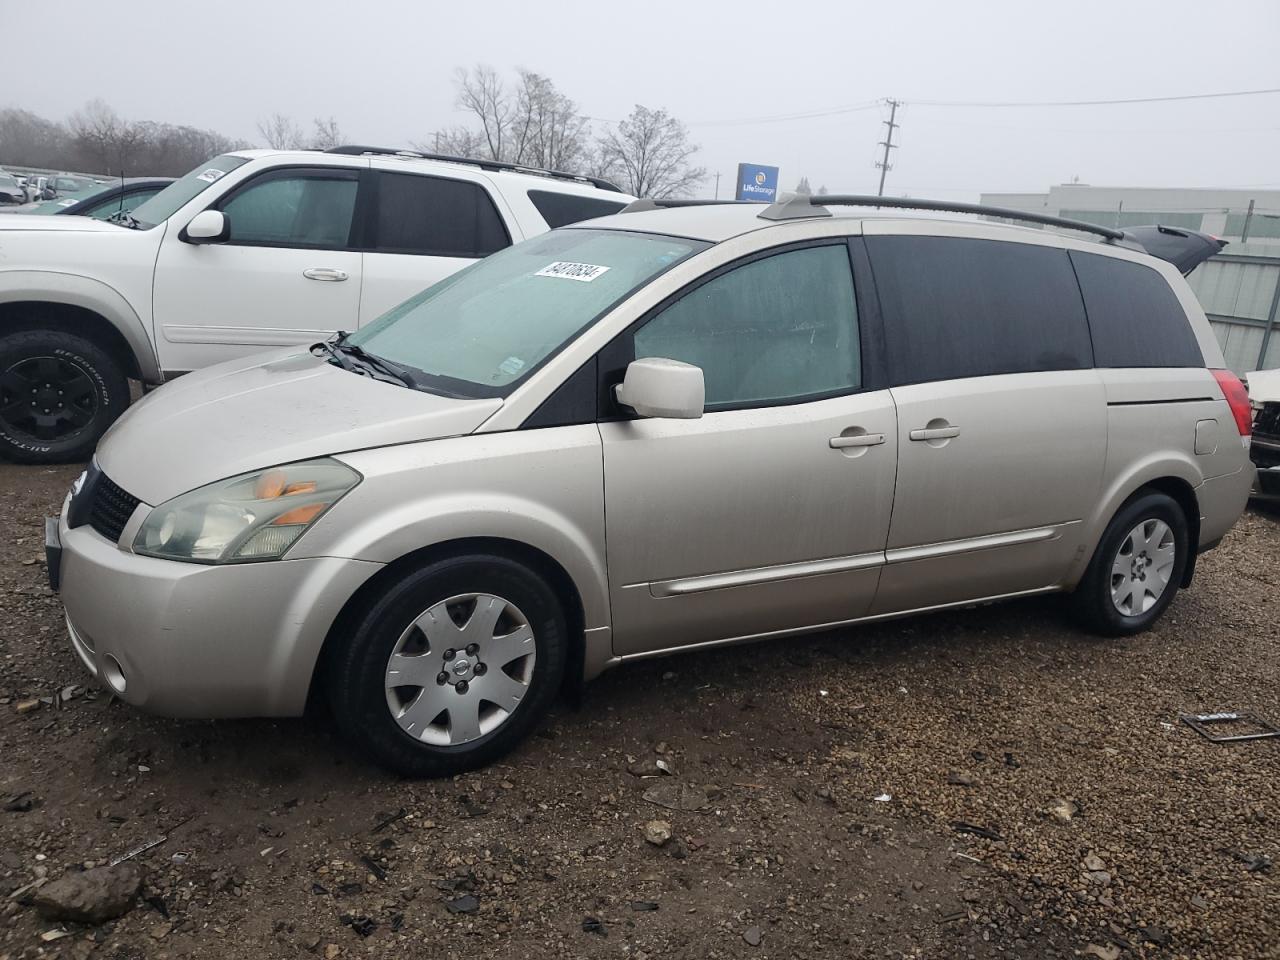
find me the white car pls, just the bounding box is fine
[0,147,632,462]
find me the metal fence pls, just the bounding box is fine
[1188,253,1280,374]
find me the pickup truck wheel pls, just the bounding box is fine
[0,330,129,464]
[328,554,568,777]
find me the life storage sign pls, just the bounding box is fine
[735,163,779,202]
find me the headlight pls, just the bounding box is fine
[134,459,360,563]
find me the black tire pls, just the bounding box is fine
[0,329,129,464]
[1072,491,1189,636]
[328,554,568,777]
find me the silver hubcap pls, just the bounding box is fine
[384,593,536,746]
[1110,519,1176,616]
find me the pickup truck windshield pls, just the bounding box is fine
[129,155,249,228]
[348,228,707,398]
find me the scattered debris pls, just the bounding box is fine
[110,830,175,866]
[743,925,763,946]
[360,855,387,882]
[143,893,169,919]
[582,915,607,936]
[445,894,479,914]
[2,791,35,813]
[1083,854,1106,872]
[32,865,142,923]
[371,808,407,833]
[1047,798,1079,822]
[14,698,40,715]
[627,756,676,778]
[1181,712,1280,743]
[951,822,1004,842]
[1084,943,1120,960]
[149,922,172,940]
[1219,848,1272,873]
[872,793,892,803]
[170,852,190,865]
[946,772,977,787]
[642,820,672,846]
[631,901,659,912]
[642,781,709,812]
[340,914,376,937]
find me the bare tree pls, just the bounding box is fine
[594,106,705,198]
[309,116,346,151]
[0,108,71,168]
[413,126,488,158]
[794,176,812,195]
[257,113,305,150]
[68,99,144,175]
[454,65,513,161]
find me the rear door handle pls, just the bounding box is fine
[303,267,349,282]
[830,433,885,449]
[909,426,961,441]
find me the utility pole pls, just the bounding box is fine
[714,171,721,200]
[876,99,900,197]
[1242,198,1255,242]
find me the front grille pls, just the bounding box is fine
[88,472,141,544]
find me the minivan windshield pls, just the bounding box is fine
[129,154,250,227]
[348,229,708,397]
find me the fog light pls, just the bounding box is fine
[101,654,127,695]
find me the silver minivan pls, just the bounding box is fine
[47,195,1255,776]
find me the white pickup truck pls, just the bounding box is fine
[0,146,631,462]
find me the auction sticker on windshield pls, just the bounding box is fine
[535,261,611,282]
[195,169,226,183]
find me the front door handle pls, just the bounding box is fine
[303,267,349,282]
[830,433,885,449]
[909,425,961,441]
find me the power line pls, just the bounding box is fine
[910,87,1280,108]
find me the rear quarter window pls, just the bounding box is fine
[527,189,627,228]
[866,235,1093,386]
[1069,251,1203,368]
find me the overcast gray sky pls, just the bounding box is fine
[5,0,1279,198]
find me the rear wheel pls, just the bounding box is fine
[0,329,129,463]
[328,554,567,777]
[1073,491,1189,635]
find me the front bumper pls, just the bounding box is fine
[55,505,382,718]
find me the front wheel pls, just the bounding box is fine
[1073,491,1189,635]
[328,554,568,777]
[0,329,129,463]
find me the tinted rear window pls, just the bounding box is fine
[866,236,1093,386]
[374,172,510,257]
[528,189,627,228]
[1069,251,1203,368]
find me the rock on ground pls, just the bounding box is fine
[32,864,142,923]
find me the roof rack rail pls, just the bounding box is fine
[325,145,624,193]
[758,193,1127,242]
[620,198,746,213]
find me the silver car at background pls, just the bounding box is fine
[47,195,1255,776]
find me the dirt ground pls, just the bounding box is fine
[1,461,1277,960]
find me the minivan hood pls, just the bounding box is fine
[1246,368,1280,404]
[97,349,502,505]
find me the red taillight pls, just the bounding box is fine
[1211,369,1252,437]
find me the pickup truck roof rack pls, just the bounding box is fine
[325,145,624,193]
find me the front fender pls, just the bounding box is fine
[296,428,611,631]
[0,269,160,382]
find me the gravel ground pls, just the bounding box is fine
[0,461,1276,960]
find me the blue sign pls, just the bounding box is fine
[735,163,779,203]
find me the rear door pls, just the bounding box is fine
[600,240,898,656]
[356,168,514,325]
[863,228,1107,614]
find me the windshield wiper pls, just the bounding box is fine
[310,338,362,375]
[106,210,142,229]
[332,332,424,389]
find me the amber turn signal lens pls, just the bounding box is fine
[254,469,288,499]
[271,502,328,526]
[284,481,317,496]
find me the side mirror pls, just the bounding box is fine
[181,210,229,244]
[615,357,704,419]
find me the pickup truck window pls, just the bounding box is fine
[130,154,249,228]
[373,172,509,258]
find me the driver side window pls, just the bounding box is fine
[633,243,861,409]
[219,170,358,249]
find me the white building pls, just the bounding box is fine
[981,185,1280,374]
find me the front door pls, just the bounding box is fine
[600,241,898,656]
[153,165,364,372]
